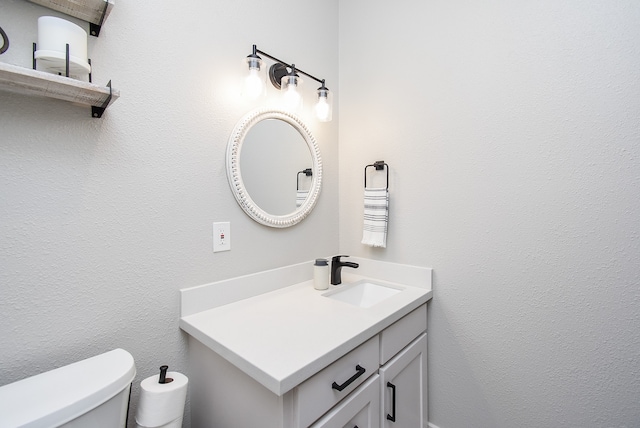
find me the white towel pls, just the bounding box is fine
[361,187,388,248]
[296,190,309,207]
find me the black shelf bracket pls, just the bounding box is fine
[89,0,110,36]
[91,80,112,118]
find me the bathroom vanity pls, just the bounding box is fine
[180,258,432,428]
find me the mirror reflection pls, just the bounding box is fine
[240,119,313,216]
[226,109,322,228]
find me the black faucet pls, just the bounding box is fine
[331,255,359,285]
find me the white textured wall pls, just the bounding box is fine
[4,0,640,426]
[0,0,338,426]
[339,1,640,427]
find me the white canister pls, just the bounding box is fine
[35,16,91,76]
[313,259,329,290]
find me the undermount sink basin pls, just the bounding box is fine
[323,280,402,308]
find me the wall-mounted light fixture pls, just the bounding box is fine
[243,45,332,122]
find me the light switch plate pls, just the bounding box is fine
[213,222,231,252]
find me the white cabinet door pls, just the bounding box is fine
[310,374,380,428]
[379,333,427,428]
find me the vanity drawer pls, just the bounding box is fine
[295,335,379,428]
[379,304,427,365]
[309,374,380,428]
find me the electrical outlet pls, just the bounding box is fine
[213,222,231,252]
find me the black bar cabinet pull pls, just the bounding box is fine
[331,365,366,391]
[386,381,397,422]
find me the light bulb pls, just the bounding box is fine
[282,78,303,111]
[315,85,332,122]
[280,66,303,112]
[244,67,264,99]
[243,49,265,100]
[315,96,331,121]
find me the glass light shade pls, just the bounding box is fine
[315,87,333,122]
[244,56,266,99]
[281,74,303,112]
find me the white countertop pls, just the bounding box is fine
[180,270,432,396]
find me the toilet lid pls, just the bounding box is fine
[0,348,136,428]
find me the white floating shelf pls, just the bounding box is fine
[0,62,119,117]
[26,0,115,36]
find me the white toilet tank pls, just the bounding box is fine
[0,348,136,428]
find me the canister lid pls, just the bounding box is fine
[314,258,328,266]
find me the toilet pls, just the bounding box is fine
[0,348,136,428]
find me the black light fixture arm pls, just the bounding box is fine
[254,45,325,86]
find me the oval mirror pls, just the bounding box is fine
[226,109,322,228]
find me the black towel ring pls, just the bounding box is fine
[297,168,312,191]
[364,161,389,190]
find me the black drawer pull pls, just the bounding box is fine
[386,381,396,422]
[331,365,366,391]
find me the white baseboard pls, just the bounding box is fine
[428,423,442,428]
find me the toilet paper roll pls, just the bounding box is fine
[136,371,188,428]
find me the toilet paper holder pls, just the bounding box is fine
[136,366,188,428]
[159,365,173,384]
